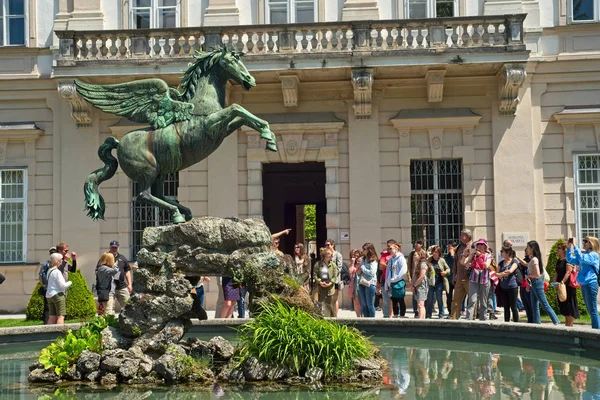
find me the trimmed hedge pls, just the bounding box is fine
[542,238,587,316]
[26,270,97,321]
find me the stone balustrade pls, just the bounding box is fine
[56,14,525,64]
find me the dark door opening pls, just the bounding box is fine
[262,162,327,256]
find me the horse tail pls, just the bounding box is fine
[83,137,119,220]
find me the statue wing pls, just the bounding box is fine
[75,79,194,130]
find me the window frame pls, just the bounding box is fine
[0,0,28,47]
[265,0,318,24]
[569,0,599,23]
[410,159,464,252]
[573,153,600,240]
[129,0,180,30]
[0,168,28,264]
[404,0,458,19]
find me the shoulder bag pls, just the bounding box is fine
[568,265,581,289]
[556,282,567,302]
[359,275,371,287]
[391,280,406,298]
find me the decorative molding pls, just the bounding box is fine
[498,63,527,116]
[553,106,600,126]
[390,109,482,131]
[57,82,92,127]
[279,74,300,107]
[426,70,446,103]
[0,122,43,165]
[351,68,374,119]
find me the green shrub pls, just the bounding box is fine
[543,239,587,316]
[236,299,373,378]
[39,315,116,376]
[25,271,97,321]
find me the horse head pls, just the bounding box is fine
[217,47,256,91]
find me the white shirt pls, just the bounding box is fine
[46,267,72,298]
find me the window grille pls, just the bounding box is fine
[575,154,600,239]
[410,160,463,252]
[0,169,26,263]
[131,172,179,259]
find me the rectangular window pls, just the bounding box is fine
[571,0,597,22]
[0,169,27,263]
[267,0,315,23]
[0,0,26,46]
[131,172,179,259]
[575,154,600,238]
[131,0,178,29]
[406,0,456,18]
[410,160,463,251]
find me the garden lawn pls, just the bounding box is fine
[0,319,81,328]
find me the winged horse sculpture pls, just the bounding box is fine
[76,47,277,224]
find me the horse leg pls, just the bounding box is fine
[153,176,193,221]
[206,104,277,152]
[136,183,186,225]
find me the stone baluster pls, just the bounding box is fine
[79,35,89,59]
[406,27,414,48]
[397,26,405,49]
[118,35,128,57]
[256,31,265,53]
[481,23,491,45]
[450,25,459,47]
[375,28,383,49]
[493,23,503,45]
[416,28,424,48]
[472,24,481,45]
[108,35,118,57]
[385,28,394,49]
[310,30,318,51]
[99,37,108,58]
[461,24,470,47]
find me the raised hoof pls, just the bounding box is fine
[266,142,278,152]
[173,214,186,224]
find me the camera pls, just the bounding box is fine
[568,238,573,244]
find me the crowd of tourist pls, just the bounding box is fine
[37,226,599,329]
[284,228,599,329]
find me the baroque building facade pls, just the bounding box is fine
[1,0,600,311]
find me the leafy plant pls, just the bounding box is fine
[304,205,316,241]
[543,238,588,316]
[38,315,114,376]
[26,271,97,321]
[236,299,373,378]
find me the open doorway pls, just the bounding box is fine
[262,162,326,256]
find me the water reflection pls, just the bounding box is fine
[1,341,599,399]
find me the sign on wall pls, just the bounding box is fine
[501,232,529,247]
[340,232,349,241]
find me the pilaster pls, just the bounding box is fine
[203,0,241,26]
[342,0,379,21]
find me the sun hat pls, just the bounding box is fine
[474,239,488,249]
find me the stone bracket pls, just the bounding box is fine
[58,82,92,127]
[498,63,526,116]
[426,70,446,103]
[351,68,374,120]
[279,74,299,107]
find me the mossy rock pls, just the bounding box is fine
[542,239,587,317]
[25,270,97,321]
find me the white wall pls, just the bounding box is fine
[103,0,121,29]
[465,0,483,17]
[37,0,55,47]
[379,0,393,19]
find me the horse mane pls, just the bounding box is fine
[173,47,244,103]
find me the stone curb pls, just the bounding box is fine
[2,319,599,350]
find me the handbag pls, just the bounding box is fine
[542,268,550,283]
[569,265,581,289]
[97,288,111,303]
[359,275,371,287]
[557,282,567,302]
[391,280,406,298]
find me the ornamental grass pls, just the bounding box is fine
[236,298,373,378]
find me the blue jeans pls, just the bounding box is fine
[426,282,444,318]
[581,281,600,329]
[530,277,559,325]
[520,286,534,323]
[359,284,376,318]
[381,288,391,318]
[238,287,248,318]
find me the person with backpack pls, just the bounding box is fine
[38,247,58,324]
[45,252,72,325]
[566,236,600,330]
[95,252,119,315]
[496,246,521,322]
[555,242,579,327]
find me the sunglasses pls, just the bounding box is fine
[387,247,393,251]
[583,239,589,243]
[294,246,300,249]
